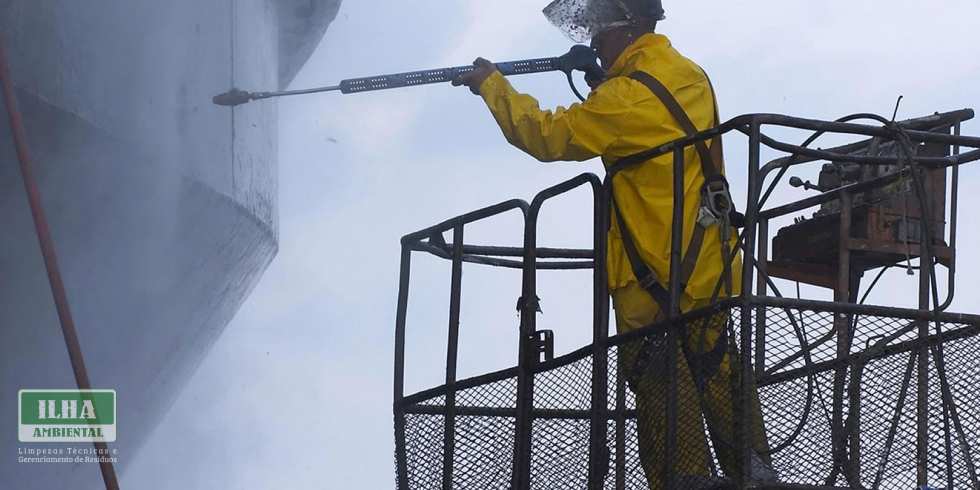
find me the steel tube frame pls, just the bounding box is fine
[938,121,961,310]
[758,110,973,175]
[393,245,412,488]
[739,122,762,485]
[757,318,980,388]
[409,240,594,270]
[515,173,605,490]
[442,224,464,490]
[830,190,854,486]
[661,147,685,490]
[589,174,611,490]
[615,361,627,490]
[442,244,593,259]
[916,243,931,485]
[394,199,528,490]
[400,295,980,400]
[754,132,980,168]
[393,110,980,490]
[759,170,910,220]
[756,217,769,378]
[608,112,980,183]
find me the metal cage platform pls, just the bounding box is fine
[393,111,980,490]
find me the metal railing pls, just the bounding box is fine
[393,110,980,490]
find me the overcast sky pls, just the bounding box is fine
[123,1,980,488]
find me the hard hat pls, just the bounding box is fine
[543,0,665,43]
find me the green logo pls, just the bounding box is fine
[18,390,116,443]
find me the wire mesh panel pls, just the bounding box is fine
[534,356,593,412]
[396,302,980,490]
[402,413,445,490]
[453,377,519,490]
[619,419,649,489]
[400,375,519,490]
[755,303,980,490]
[758,369,836,482]
[607,345,648,489]
[613,305,747,490]
[530,356,594,489]
[457,377,518,409]
[453,415,515,489]
[530,418,591,489]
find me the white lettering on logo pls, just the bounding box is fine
[80,399,97,419]
[62,399,77,419]
[46,400,61,419]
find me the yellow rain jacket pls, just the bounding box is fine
[478,33,741,300]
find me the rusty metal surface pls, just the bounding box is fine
[769,129,954,288]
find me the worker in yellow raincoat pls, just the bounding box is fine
[453,0,774,487]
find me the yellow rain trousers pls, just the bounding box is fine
[478,33,769,486]
[613,283,771,487]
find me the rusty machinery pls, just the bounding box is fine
[765,111,963,306]
[757,109,972,489]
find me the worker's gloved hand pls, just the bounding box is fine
[585,71,603,91]
[452,57,498,95]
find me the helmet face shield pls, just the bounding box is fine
[542,0,665,42]
[543,0,628,43]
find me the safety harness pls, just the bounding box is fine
[610,70,741,390]
[610,70,738,315]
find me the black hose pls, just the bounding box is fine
[751,258,821,455]
[690,110,954,465]
[758,113,898,211]
[859,266,891,306]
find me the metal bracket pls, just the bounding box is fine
[530,330,554,363]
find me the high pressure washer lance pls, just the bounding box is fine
[212,45,604,107]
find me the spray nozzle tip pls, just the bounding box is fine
[212,89,251,107]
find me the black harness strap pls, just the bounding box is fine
[611,70,735,390]
[610,70,726,313]
[628,71,721,179]
[613,199,672,312]
[607,72,725,178]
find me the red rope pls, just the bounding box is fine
[0,28,121,490]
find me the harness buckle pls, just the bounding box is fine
[701,175,734,242]
[697,206,717,229]
[701,175,733,219]
[637,273,659,292]
[719,218,732,242]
